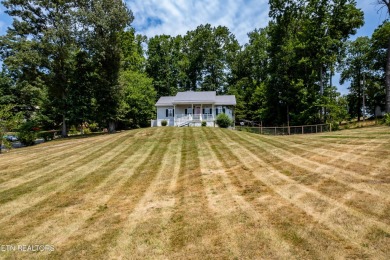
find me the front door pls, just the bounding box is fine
[195,106,201,115]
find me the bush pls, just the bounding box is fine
[37,130,58,141]
[89,122,99,132]
[18,120,38,146]
[384,113,390,126]
[83,128,91,134]
[161,120,168,126]
[69,125,79,135]
[331,122,340,131]
[201,121,207,127]
[216,113,232,128]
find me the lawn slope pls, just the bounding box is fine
[0,127,389,259]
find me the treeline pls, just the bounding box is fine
[144,0,389,126]
[0,0,389,137]
[0,0,155,137]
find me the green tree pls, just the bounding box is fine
[1,0,79,136]
[120,71,156,128]
[339,37,371,121]
[0,105,22,154]
[266,0,363,125]
[146,35,183,97]
[376,0,390,112]
[229,28,269,122]
[369,21,390,114]
[78,0,134,133]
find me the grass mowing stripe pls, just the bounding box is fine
[236,130,389,197]
[234,131,390,218]
[108,128,183,259]
[0,132,135,205]
[167,128,222,258]
[0,129,158,243]
[12,128,166,254]
[199,128,294,259]
[0,134,113,177]
[0,131,150,225]
[252,132,378,178]
[222,129,390,257]
[0,132,132,190]
[213,129,369,258]
[52,128,175,259]
[205,128,330,259]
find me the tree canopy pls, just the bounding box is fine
[0,0,387,138]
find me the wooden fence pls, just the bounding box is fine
[236,124,331,135]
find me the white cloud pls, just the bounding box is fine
[126,0,269,45]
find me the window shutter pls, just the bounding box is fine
[202,109,205,114]
[166,109,168,117]
[216,108,218,115]
[223,108,226,114]
[209,108,212,114]
[185,109,187,115]
[173,109,175,117]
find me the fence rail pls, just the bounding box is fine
[236,124,331,135]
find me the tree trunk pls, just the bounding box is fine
[386,37,390,113]
[108,121,116,133]
[320,66,325,122]
[61,114,67,137]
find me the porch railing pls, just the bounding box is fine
[175,114,214,122]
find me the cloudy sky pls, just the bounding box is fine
[0,0,388,94]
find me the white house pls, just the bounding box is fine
[151,91,236,127]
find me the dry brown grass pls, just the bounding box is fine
[0,126,389,259]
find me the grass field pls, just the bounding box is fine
[0,126,389,259]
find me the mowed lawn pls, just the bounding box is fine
[0,127,389,259]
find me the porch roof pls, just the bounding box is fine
[155,91,236,107]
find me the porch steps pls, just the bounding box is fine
[177,120,190,127]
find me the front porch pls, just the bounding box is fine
[175,114,215,127]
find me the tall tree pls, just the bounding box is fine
[369,21,390,114]
[78,0,134,132]
[266,0,363,125]
[376,0,390,112]
[340,37,371,121]
[1,0,78,136]
[120,71,156,128]
[146,35,183,97]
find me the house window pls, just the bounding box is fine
[204,107,212,114]
[216,106,223,115]
[166,108,174,117]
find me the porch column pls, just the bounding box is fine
[212,104,215,119]
[200,104,203,121]
[174,105,176,126]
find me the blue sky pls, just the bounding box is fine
[0,0,388,94]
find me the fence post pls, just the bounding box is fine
[274,127,276,135]
[329,123,332,132]
[302,126,304,134]
[316,125,318,133]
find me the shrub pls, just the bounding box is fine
[161,120,168,126]
[201,121,207,127]
[216,113,232,128]
[69,125,79,135]
[37,130,58,141]
[89,122,99,132]
[331,122,340,131]
[83,128,91,134]
[384,113,390,126]
[18,120,38,146]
